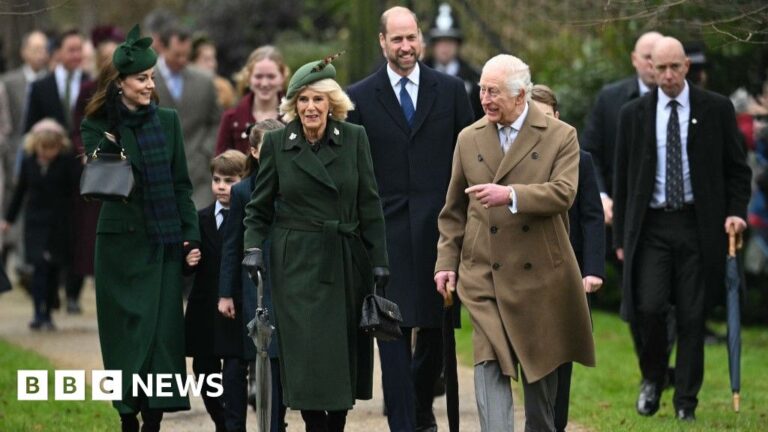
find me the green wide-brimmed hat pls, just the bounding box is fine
[285,52,344,99]
[112,24,157,75]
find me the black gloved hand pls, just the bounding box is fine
[373,267,390,291]
[242,248,264,281]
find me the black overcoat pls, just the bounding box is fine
[569,151,605,278]
[612,84,751,321]
[347,63,473,328]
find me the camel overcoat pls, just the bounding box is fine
[435,103,595,383]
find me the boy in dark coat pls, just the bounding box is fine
[184,150,247,432]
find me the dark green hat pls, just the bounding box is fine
[285,52,344,99]
[112,24,157,75]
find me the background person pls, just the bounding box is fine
[81,24,200,431]
[215,46,288,155]
[242,58,388,432]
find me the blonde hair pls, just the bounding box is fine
[279,78,354,123]
[210,149,247,177]
[23,118,71,155]
[234,45,290,97]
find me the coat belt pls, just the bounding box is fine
[274,216,361,283]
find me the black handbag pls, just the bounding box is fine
[360,284,403,341]
[80,132,135,202]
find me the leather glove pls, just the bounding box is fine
[241,248,264,281]
[373,267,390,291]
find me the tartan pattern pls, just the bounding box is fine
[120,102,182,247]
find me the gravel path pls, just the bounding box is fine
[1,281,589,431]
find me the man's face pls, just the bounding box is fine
[479,66,523,126]
[58,34,83,72]
[652,42,689,98]
[631,34,661,87]
[431,38,459,65]
[379,12,421,76]
[22,32,49,72]
[164,35,191,74]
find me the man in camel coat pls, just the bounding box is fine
[435,54,595,431]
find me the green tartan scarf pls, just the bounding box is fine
[119,102,182,250]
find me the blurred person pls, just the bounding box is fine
[1,119,77,330]
[184,150,247,432]
[154,25,222,208]
[531,84,605,432]
[24,29,89,133]
[683,41,708,88]
[143,9,178,53]
[346,6,473,431]
[0,30,49,285]
[219,119,287,431]
[613,37,751,421]
[423,2,483,120]
[81,24,200,431]
[241,57,388,432]
[215,46,288,155]
[191,34,237,109]
[434,54,595,432]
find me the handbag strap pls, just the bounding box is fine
[91,132,127,160]
[373,282,386,298]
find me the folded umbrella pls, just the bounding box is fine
[725,228,742,412]
[443,281,459,431]
[246,270,274,431]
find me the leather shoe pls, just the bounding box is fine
[636,380,661,416]
[677,408,696,421]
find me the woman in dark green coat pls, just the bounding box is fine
[242,58,389,431]
[80,25,199,432]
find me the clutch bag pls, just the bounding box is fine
[360,284,403,341]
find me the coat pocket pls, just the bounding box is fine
[544,218,564,268]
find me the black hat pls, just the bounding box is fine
[428,3,462,42]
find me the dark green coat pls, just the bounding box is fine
[81,108,199,414]
[243,118,388,410]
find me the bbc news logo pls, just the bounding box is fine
[18,370,223,401]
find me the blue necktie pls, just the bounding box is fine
[399,77,415,126]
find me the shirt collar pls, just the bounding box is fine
[55,64,81,81]
[156,57,179,78]
[215,200,227,216]
[22,64,44,82]
[496,102,529,132]
[637,78,651,96]
[387,62,420,87]
[657,80,690,109]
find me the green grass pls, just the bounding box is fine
[456,309,768,431]
[0,338,117,431]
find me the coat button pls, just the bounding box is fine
[522,225,530,232]
[490,226,498,234]
[524,262,532,270]
[477,154,484,162]
[492,263,500,270]
[531,152,539,160]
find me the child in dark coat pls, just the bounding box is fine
[1,119,77,330]
[184,150,247,432]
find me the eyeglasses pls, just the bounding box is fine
[479,86,503,100]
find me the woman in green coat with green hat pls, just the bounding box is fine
[242,57,389,431]
[81,25,200,432]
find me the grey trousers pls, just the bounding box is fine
[474,361,559,432]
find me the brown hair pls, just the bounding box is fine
[210,149,247,177]
[84,60,159,126]
[234,45,290,97]
[530,84,558,113]
[245,118,284,176]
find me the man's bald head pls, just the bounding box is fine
[651,36,690,98]
[632,31,663,87]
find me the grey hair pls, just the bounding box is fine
[482,54,533,101]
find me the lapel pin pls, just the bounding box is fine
[289,133,297,140]
[691,118,698,125]
[334,128,340,136]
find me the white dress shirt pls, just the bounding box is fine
[387,63,420,108]
[215,201,229,230]
[498,102,529,214]
[54,64,82,109]
[157,57,184,101]
[651,81,693,208]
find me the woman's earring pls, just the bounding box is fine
[117,88,123,95]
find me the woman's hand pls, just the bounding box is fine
[185,248,201,267]
[0,220,10,233]
[218,297,236,319]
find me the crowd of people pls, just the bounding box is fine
[0,3,766,432]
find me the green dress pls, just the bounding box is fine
[81,108,199,414]
[244,119,388,410]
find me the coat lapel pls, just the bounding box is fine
[473,119,504,177]
[410,65,437,136]
[283,121,338,191]
[374,66,411,134]
[493,103,545,183]
[201,205,219,245]
[154,73,177,109]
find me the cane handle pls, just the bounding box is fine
[728,228,736,257]
[733,392,740,413]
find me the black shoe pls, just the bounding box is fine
[29,319,44,330]
[676,408,695,421]
[636,380,661,416]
